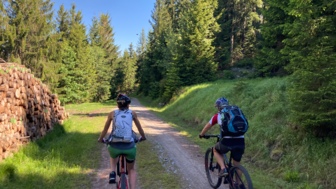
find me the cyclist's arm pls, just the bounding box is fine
[98,111,114,142]
[132,111,146,139]
[200,114,217,136]
[199,122,213,136]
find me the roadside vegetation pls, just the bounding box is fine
[0,77,334,189]
[0,102,181,189]
[137,77,336,189]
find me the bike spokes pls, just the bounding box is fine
[205,148,222,188]
[229,165,253,189]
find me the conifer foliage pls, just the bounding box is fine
[0,0,335,136]
[283,0,336,136]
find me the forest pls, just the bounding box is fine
[0,0,335,138]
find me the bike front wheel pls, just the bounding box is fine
[205,148,222,189]
[228,165,253,189]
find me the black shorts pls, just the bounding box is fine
[214,138,245,162]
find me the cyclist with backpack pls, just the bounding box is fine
[98,93,146,189]
[199,97,248,177]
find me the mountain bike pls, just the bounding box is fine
[103,135,144,189]
[200,134,253,189]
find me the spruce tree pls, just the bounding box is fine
[89,14,119,101]
[176,0,219,85]
[284,0,336,137]
[1,0,54,77]
[255,0,292,77]
[55,4,93,103]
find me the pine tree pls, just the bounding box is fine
[1,0,54,77]
[284,0,336,137]
[176,0,219,85]
[138,0,173,98]
[254,0,292,77]
[214,0,261,69]
[119,44,137,94]
[55,4,93,103]
[0,1,9,60]
[89,14,119,101]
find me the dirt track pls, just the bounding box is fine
[92,98,227,189]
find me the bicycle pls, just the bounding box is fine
[201,134,253,189]
[102,135,145,189]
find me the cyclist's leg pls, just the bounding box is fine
[214,142,230,176]
[232,148,244,167]
[124,147,137,189]
[231,146,245,187]
[108,145,123,172]
[108,145,123,184]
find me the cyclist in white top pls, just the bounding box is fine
[98,94,146,189]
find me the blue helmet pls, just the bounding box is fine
[214,97,229,108]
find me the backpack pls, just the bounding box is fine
[108,110,134,143]
[220,105,248,136]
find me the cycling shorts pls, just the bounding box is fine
[108,145,137,163]
[214,138,245,162]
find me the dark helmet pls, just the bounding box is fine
[117,94,131,108]
[214,97,229,108]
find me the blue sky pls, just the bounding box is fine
[52,0,156,52]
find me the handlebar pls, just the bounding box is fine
[199,134,220,139]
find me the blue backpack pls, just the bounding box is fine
[220,105,248,136]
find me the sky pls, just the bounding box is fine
[52,0,156,52]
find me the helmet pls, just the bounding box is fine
[214,97,229,108]
[117,94,131,108]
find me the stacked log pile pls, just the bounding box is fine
[0,63,68,161]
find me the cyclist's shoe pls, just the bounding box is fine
[109,171,116,184]
[218,168,228,177]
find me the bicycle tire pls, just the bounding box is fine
[119,173,128,189]
[205,148,222,188]
[228,165,253,189]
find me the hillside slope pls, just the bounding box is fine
[139,77,335,189]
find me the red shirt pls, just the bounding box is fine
[209,113,244,138]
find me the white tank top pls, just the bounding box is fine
[112,109,133,141]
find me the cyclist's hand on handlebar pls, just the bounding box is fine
[139,136,146,142]
[98,138,106,143]
[199,134,210,139]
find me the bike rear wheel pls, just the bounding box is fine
[205,148,222,188]
[119,173,128,189]
[228,165,253,189]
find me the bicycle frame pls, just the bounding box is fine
[202,134,253,189]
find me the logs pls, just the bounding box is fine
[0,63,68,161]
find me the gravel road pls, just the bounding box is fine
[92,98,227,189]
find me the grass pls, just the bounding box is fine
[137,140,182,188]
[0,101,182,189]
[136,77,336,189]
[0,102,108,189]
